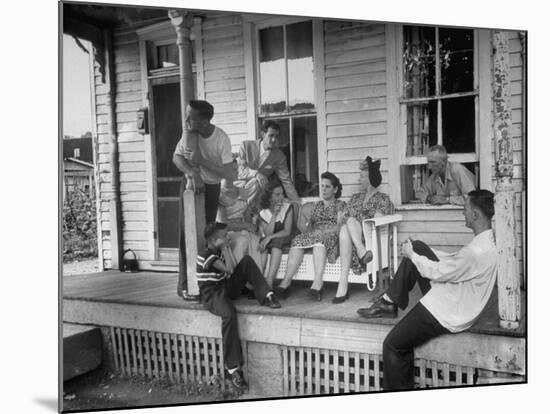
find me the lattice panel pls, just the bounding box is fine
[282,346,478,395]
[110,327,225,384]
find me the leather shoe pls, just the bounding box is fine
[274,285,291,300]
[357,298,397,319]
[309,287,324,301]
[332,292,349,304]
[264,294,281,309]
[360,250,373,265]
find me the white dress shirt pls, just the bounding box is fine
[411,230,498,333]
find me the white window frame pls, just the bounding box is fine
[243,16,327,200]
[387,24,492,205]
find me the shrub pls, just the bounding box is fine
[63,188,98,262]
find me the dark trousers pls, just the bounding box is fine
[204,183,220,224]
[382,240,450,391]
[178,181,221,292]
[200,255,271,370]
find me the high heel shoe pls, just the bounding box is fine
[274,285,291,300]
[332,292,349,304]
[309,287,324,301]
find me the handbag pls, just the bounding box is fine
[121,249,139,272]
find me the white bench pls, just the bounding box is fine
[271,208,402,291]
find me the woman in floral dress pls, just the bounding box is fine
[333,156,393,303]
[275,172,346,301]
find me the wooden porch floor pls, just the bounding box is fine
[63,270,525,338]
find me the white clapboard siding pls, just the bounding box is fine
[322,21,391,209]
[489,31,525,275]
[93,27,151,269]
[396,208,473,253]
[202,14,249,149]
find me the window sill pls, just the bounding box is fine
[395,203,463,211]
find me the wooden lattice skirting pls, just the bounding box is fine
[108,327,512,395]
[109,327,225,385]
[281,346,477,395]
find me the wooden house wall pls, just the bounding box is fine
[93,17,525,272]
[93,27,149,269]
[323,21,388,198]
[201,13,249,151]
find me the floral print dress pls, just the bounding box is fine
[291,199,346,263]
[341,191,393,274]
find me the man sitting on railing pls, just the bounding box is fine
[357,190,497,390]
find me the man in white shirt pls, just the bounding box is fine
[173,100,235,224]
[173,100,235,299]
[357,189,497,390]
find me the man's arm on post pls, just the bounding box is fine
[173,137,194,176]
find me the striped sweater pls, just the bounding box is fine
[196,247,227,286]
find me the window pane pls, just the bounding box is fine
[440,28,474,94]
[259,26,286,113]
[406,101,437,157]
[152,83,182,178]
[403,26,436,98]
[287,21,315,111]
[157,181,181,197]
[442,96,475,153]
[156,41,195,69]
[293,116,318,197]
[158,200,179,248]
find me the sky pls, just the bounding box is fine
[63,34,93,137]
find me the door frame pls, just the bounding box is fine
[137,20,203,264]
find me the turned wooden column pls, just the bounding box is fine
[169,10,204,297]
[492,31,521,329]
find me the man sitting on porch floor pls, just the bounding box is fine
[357,189,497,390]
[198,223,282,391]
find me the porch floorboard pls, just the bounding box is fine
[63,270,525,338]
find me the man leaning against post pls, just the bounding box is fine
[235,120,300,206]
[416,145,476,206]
[357,189,498,391]
[172,99,235,224]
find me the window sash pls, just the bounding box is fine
[401,26,479,160]
[257,20,315,116]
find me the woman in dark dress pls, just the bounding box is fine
[276,172,346,301]
[333,156,393,303]
[257,181,294,288]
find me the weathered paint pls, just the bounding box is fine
[492,31,521,329]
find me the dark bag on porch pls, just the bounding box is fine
[122,249,139,272]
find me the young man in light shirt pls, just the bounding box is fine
[357,189,497,390]
[173,99,235,224]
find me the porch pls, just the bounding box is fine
[63,270,525,398]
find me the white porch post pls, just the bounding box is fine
[169,10,204,298]
[492,31,521,329]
